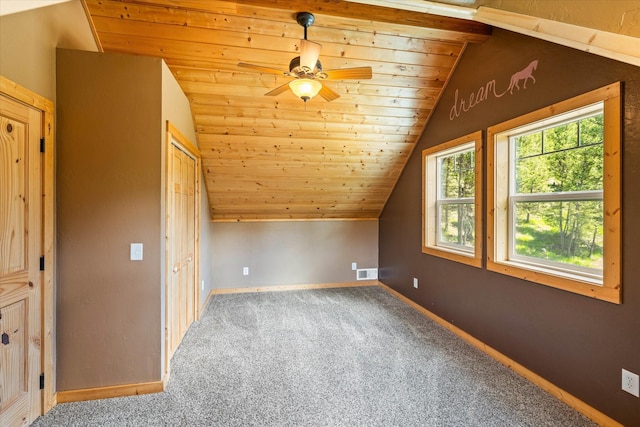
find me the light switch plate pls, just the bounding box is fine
[130,243,143,261]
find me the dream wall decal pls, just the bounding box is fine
[449,59,539,121]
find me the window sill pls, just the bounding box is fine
[487,258,620,304]
[423,245,482,268]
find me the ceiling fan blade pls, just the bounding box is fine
[300,39,322,70]
[238,62,286,75]
[318,84,340,102]
[264,82,291,97]
[323,67,373,80]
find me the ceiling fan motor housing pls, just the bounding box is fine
[289,56,326,79]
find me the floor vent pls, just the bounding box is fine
[356,268,378,280]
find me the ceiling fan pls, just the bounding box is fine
[238,12,373,103]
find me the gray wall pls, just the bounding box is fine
[160,61,211,366]
[0,0,97,101]
[209,220,378,289]
[0,0,209,396]
[379,28,640,425]
[200,187,215,307]
[159,61,215,309]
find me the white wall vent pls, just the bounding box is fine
[356,268,378,280]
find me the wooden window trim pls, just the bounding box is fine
[487,83,621,304]
[422,131,483,268]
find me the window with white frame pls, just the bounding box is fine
[487,83,621,303]
[423,131,482,267]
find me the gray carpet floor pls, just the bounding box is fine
[33,286,596,426]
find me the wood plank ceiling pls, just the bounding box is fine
[83,0,491,221]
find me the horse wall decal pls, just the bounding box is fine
[448,59,540,120]
[507,60,538,94]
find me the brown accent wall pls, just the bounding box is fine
[210,220,378,289]
[379,28,640,425]
[56,49,196,391]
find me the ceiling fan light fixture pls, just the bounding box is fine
[289,79,322,102]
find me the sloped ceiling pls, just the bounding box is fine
[83,0,491,220]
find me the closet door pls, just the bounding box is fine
[167,142,197,360]
[184,154,195,331]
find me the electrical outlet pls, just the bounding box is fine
[201,280,205,291]
[622,369,639,397]
[352,262,357,271]
[413,277,418,289]
[243,267,249,276]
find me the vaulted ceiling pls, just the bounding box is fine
[83,0,491,220]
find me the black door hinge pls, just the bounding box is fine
[40,374,45,390]
[40,256,45,271]
[40,137,45,153]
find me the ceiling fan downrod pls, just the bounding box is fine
[296,12,315,40]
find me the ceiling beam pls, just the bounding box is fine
[475,7,640,67]
[348,0,640,67]
[233,0,491,42]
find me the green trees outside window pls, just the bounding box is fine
[423,131,482,268]
[438,148,475,250]
[486,83,619,301]
[511,113,604,274]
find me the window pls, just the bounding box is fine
[423,131,482,267]
[487,83,621,303]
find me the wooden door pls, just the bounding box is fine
[0,95,42,426]
[167,141,197,360]
[184,152,195,331]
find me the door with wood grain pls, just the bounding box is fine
[0,94,42,426]
[167,140,197,361]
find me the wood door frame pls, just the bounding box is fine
[164,121,201,380]
[0,75,55,413]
